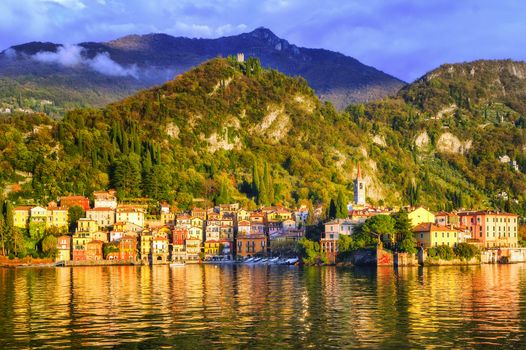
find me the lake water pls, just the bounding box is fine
[1,264,526,349]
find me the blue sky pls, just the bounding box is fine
[1,0,525,82]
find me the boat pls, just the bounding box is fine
[244,258,255,263]
[269,257,280,264]
[170,262,185,267]
[285,258,299,265]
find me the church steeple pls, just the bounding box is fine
[353,162,366,206]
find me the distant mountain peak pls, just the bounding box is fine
[0,27,405,109]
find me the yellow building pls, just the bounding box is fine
[413,223,460,248]
[47,207,69,231]
[13,206,32,229]
[77,218,99,233]
[408,207,436,227]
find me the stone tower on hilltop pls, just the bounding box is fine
[354,163,366,206]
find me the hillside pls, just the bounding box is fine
[0,28,404,115]
[2,58,526,216]
[349,59,526,213]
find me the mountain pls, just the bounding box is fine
[2,58,526,217]
[0,28,404,115]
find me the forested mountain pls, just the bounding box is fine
[2,58,526,215]
[0,28,404,115]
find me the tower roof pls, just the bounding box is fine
[356,162,362,180]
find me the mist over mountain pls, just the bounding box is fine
[0,27,405,112]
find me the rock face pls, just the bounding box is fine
[0,27,405,110]
[415,131,430,149]
[436,132,472,154]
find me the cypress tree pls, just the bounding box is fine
[335,190,347,219]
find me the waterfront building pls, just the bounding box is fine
[171,227,188,261]
[140,229,153,263]
[320,218,355,264]
[151,236,169,263]
[237,233,267,258]
[458,210,519,248]
[408,207,436,227]
[86,240,103,261]
[413,223,460,248]
[119,236,138,261]
[56,235,71,261]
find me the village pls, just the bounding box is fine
[6,165,522,266]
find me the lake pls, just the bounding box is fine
[1,264,526,349]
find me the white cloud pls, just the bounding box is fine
[33,44,84,66]
[88,52,138,77]
[44,0,86,10]
[31,44,138,78]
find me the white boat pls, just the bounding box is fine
[244,258,255,263]
[286,258,299,265]
[170,262,185,267]
[269,257,280,264]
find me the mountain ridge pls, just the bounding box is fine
[0,27,405,112]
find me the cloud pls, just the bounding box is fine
[87,52,138,77]
[31,44,138,78]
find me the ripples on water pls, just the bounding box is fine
[1,264,526,349]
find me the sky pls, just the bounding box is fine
[0,0,525,82]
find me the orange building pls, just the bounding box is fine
[86,240,103,261]
[119,236,138,261]
[236,233,267,258]
[458,211,519,248]
[60,196,90,211]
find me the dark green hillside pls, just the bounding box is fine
[348,59,526,214]
[3,58,526,216]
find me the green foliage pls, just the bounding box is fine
[41,235,58,258]
[361,215,396,246]
[270,240,299,257]
[103,242,119,259]
[337,234,354,261]
[428,245,455,261]
[453,243,480,261]
[392,210,417,254]
[298,238,326,265]
[68,206,85,233]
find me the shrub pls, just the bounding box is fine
[428,245,454,260]
[18,251,27,259]
[454,243,479,260]
[8,253,15,260]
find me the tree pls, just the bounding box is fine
[360,215,396,247]
[112,154,142,199]
[335,190,347,219]
[0,200,5,256]
[328,199,337,219]
[215,181,231,205]
[392,210,416,254]
[41,235,58,258]
[68,205,85,233]
[337,234,354,261]
[298,238,326,265]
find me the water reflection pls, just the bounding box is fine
[1,264,526,349]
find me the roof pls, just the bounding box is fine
[413,223,458,233]
[88,207,114,212]
[356,162,362,180]
[457,210,518,217]
[14,206,33,211]
[61,196,89,200]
